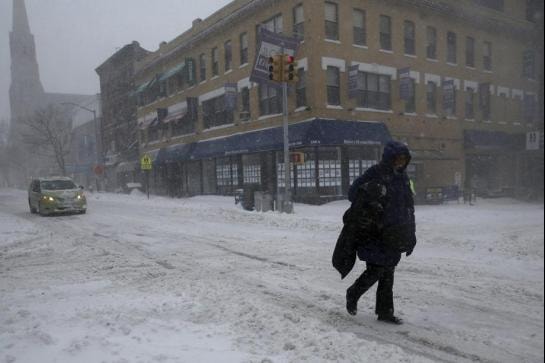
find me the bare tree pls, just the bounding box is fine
[19,105,73,176]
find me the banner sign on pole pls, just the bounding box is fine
[348,65,360,99]
[442,79,455,112]
[398,67,412,101]
[224,83,238,111]
[249,27,300,87]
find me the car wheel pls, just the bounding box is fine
[29,199,37,214]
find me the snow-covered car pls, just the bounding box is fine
[28,177,87,216]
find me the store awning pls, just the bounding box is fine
[190,118,391,160]
[158,62,186,82]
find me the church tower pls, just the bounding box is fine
[9,0,45,133]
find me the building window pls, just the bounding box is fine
[296,68,307,108]
[380,15,392,51]
[523,50,536,79]
[405,79,416,113]
[447,31,457,64]
[426,26,437,59]
[473,0,504,11]
[224,40,232,72]
[259,84,282,115]
[216,158,238,188]
[356,72,391,110]
[326,66,341,106]
[199,53,206,82]
[427,81,437,114]
[443,85,457,117]
[293,4,305,40]
[319,160,341,187]
[243,164,261,184]
[172,113,196,137]
[404,20,416,55]
[325,2,339,41]
[466,36,475,67]
[211,47,219,76]
[353,9,366,46]
[240,87,250,121]
[483,41,492,71]
[263,14,283,34]
[465,88,475,119]
[479,84,491,121]
[296,160,316,188]
[277,161,295,188]
[240,33,249,65]
[203,95,234,129]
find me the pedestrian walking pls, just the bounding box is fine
[333,141,417,325]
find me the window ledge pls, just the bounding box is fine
[352,44,368,49]
[239,63,249,69]
[404,54,417,59]
[326,105,344,110]
[498,121,507,125]
[325,39,341,44]
[210,76,220,81]
[354,107,393,114]
[258,113,282,121]
[514,122,522,126]
[446,116,458,120]
[224,69,233,75]
[203,123,235,132]
[483,120,493,123]
[426,114,439,118]
[403,112,418,116]
[446,62,458,67]
[294,106,309,113]
[483,70,493,74]
[379,49,394,54]
[426,58,439,62]
[199,80,207,85]
[465,66,476,70]
[465,118,476,122]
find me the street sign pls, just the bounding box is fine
[140,154,153,170]
[250,27,300,87]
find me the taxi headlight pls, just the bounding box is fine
[42,196,55,202]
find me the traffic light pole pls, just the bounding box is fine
[281,43,293,214]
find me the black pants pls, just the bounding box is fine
[347,263,395,316]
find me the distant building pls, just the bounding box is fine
[95,41,151,192]
[8,0,94,185]
[130,0,543,203]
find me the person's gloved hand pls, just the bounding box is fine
[406,249,413,257]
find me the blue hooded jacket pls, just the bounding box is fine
[348,141,416,266]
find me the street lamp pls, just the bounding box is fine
[61,102,101,190]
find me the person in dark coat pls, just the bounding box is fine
[345,141,416,325]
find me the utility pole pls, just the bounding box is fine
[280,42,293,214]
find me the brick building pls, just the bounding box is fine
[95,41,151,191]
[133,0,543,203]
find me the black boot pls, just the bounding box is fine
[377,314,403,325]
[346,288,358,316]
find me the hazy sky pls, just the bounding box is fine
[0,0,233,122]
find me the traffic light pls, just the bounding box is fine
[283,55,299,83]
[268,55,283,82]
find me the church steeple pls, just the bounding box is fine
[9,0,44,124]
[12,0,31,34]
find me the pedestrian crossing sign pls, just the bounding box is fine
[140,154,152,170]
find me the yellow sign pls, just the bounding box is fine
[140,154,152,170]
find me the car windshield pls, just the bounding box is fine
[40,180,77,190]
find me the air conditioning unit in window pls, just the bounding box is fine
[239,111,250,121]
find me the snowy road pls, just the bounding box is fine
[0,189,543,363]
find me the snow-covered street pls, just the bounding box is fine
[0,189,543,363]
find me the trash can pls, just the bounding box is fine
[241,186,257,211]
